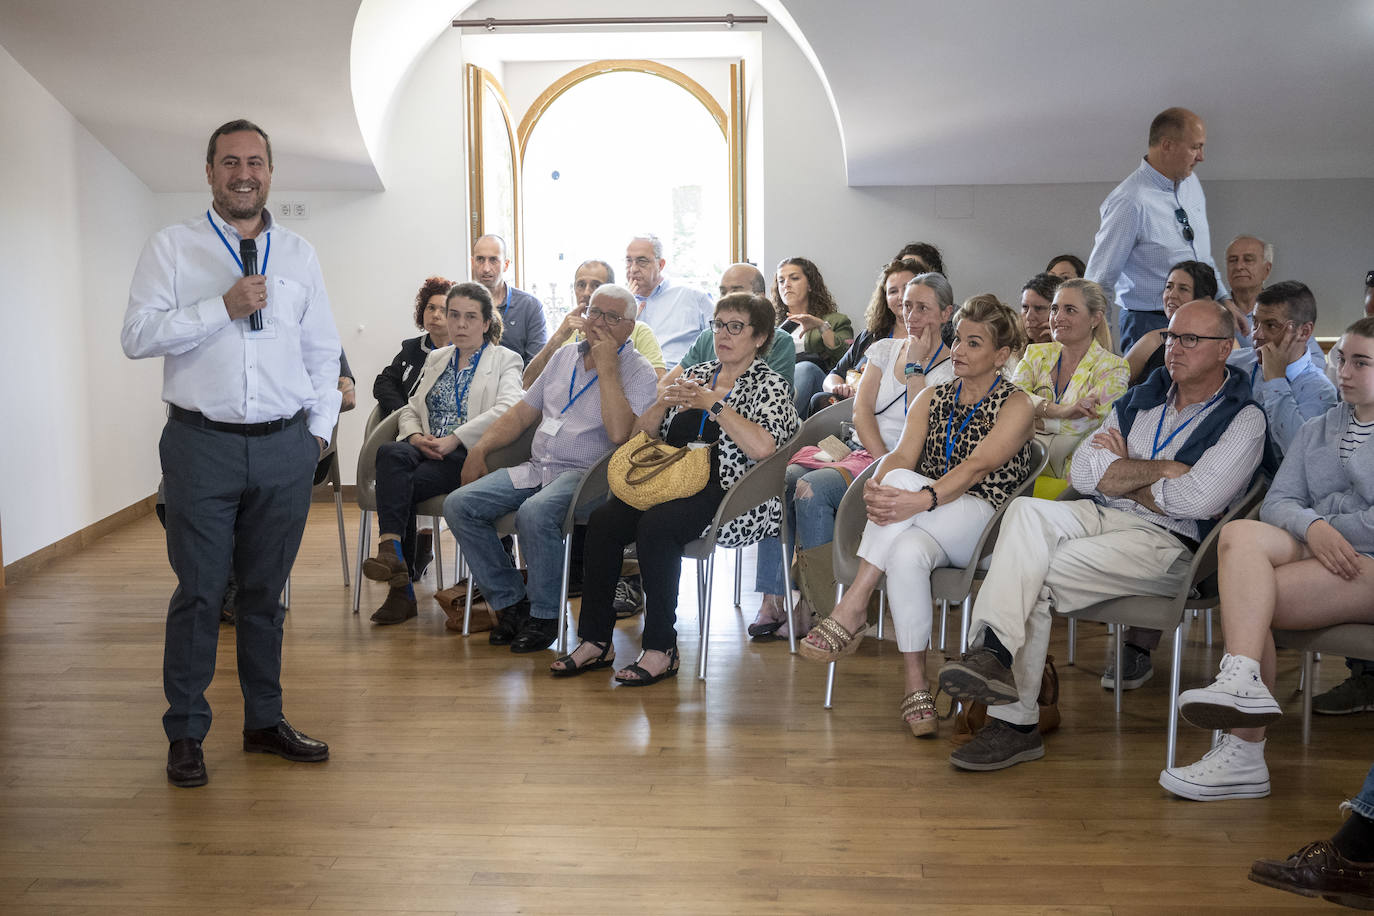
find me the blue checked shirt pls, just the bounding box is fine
[1086,158,1229,319]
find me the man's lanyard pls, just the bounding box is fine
[696,366,733,437]
[945,377,1001,474]
[207,210,271,275]
[562,340,629,415]
[451,343,487,418]
[1151,390,1225,459]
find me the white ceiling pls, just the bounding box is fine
[2,0,1372,191]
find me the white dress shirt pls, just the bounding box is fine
[122,208,342,443]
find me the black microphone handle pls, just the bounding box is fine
[241,240,262,331]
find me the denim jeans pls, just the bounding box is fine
[793,360,827,418]
[443,467,581,620]
[1352,764,1374,821]
[755,463,851,596]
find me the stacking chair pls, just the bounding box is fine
[822,440,1049,709]
[552,449,615,652]
[1272,625,1374,744]
[689,432,805,680]
[1050,479,1267,767]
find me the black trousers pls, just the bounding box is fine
[578,478,725,653]
[374,440,468,570]
[160,416,317,741]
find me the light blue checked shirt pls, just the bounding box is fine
[1086,157,1229,319]
[1227,346,1337,457]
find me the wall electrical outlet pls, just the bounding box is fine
[291,201,309,219]
[274,200,309,219]
[275,201,292,220]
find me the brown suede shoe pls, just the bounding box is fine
[370,587,417,625]
[361,539,410,587]
[1249,840,1374,908]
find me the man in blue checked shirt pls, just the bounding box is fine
[1086,107,1232,351]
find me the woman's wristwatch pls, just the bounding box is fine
[709,400,726,418]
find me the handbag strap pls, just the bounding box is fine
[625,440,700,485]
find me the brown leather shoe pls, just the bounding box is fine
[167,737,207,787]
[1249,840,1374,908]
[243,719,329,762]
[361,540,410,587]
[370,587,417,625]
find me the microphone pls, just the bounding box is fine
[240,238,262,331]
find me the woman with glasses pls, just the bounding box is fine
[772,257,854,417]
[362,282,524,624]
[749,272,956,640]
[1010,278,1129,479]
[799,295,1034,738]
[1125,260,1219,384]
[551,294,799,685]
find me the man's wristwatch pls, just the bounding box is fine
[709,400,726,418]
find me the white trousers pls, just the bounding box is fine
[856,469,995,653]
[969,497,1192,725]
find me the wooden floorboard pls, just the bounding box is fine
[0,503,1362,913]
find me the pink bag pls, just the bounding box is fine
[788,445,876,485]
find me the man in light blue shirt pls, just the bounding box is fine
[625,233,715,366]
[1086,108,1230,351]
[1225,280,1336,457]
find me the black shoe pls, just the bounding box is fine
[411,531,433,582]
[613,575,646,619]
[167,737,207,787]
[489,598,530,646]
[242,719,329,762]
[511,615,559,654]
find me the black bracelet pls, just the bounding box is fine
[921,484,939,509]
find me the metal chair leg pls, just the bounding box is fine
[1302,651,1314,745]
[780,516,798,655]
[1066,616,1076,665]
[1114,625,1124,716]
[352,510,371,614]
[462,564,474,636]
[334,490,349,586]
[1204,607,1212,647]
[697,554,716,680]
[557,533,573,654]
[824,582,844,708]
[876,591,886,641]
[1166,624,1183,768]
[938,599,949,651]
[733,547,743,613]
[959,596,972,654]
[432,516,445,591]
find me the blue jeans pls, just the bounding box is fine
[755,464,851,595]
[793,361,827,418]
[1353,764,1374,821]
[443,468,581,620]
[1119,309,1168,352]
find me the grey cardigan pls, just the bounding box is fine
[1260,402,1374,555]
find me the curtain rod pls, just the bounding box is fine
[452,15,767,30]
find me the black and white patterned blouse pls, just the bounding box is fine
[916,378,1031,509]
[662,359,800,547]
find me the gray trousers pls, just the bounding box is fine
[159,415,316,741]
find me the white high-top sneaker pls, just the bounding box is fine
[1179,653,1281,729]
[1159,733,1270,801]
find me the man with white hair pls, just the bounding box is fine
[625,233,714,366]
[445,283,658,653]
[1225,234,1273,343]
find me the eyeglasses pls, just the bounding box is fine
[625,256,655,269]
[710,318,748,336]
[1174,207,1195,243]
[1162,331,1228,349]
[585,307,628,326]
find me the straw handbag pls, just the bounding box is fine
[608,431,712,511]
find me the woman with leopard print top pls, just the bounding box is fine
[800,294,1034,738]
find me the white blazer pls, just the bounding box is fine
[395,344,524,447]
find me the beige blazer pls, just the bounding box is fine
[395,344,524,447]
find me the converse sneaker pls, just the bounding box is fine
[1159,734,1270,801]
[1179,653,1282,729]
[1101,645,1153,690]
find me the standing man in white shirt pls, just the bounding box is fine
[625,233,715,367]
[122,120,341,788]
[1086,108,1231,351]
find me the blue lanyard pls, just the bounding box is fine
[451,343,486,420]
[562,340,628,415]
[1250,361,1260,390]
[944,377,1001,474]
[1151,390,1225,459]
[905,340,945,377]
[1052,352,1067,403]
[207,210,270,275]
[696,367,733,437]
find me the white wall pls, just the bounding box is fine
[0,43,161,565]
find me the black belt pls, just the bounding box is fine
[169,405,305,436]
[1172,531,1201,554]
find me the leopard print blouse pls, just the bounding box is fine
[916,378,1031,509]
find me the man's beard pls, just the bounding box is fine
[214,185,267,220]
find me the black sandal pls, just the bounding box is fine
[614,646,680,687]
[550,640,614,678]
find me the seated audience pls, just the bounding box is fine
[798,295,1033,739]
[1012,279,1129,478]
[1224,234,1273,344]
[1248,759,1374,908]
[550,293,799,684]
[751,272,957,638]
[674,263,795,385]
[362,283,524,624]
[374,276,453,417]
[444,284,658,653]
[625,233,714,367]
[1125,260,1218,384]
[522,259,667,387]
[774,257,854,416]
[936,300,1266,770]
[1162,316,1374,801]
[1019,272,1063,346]
[896,241,946,277]
[1046,254,1086,280]
[1224,280,1336,460]
[812,258,925,415]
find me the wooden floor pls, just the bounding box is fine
[0,504,1366,914]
